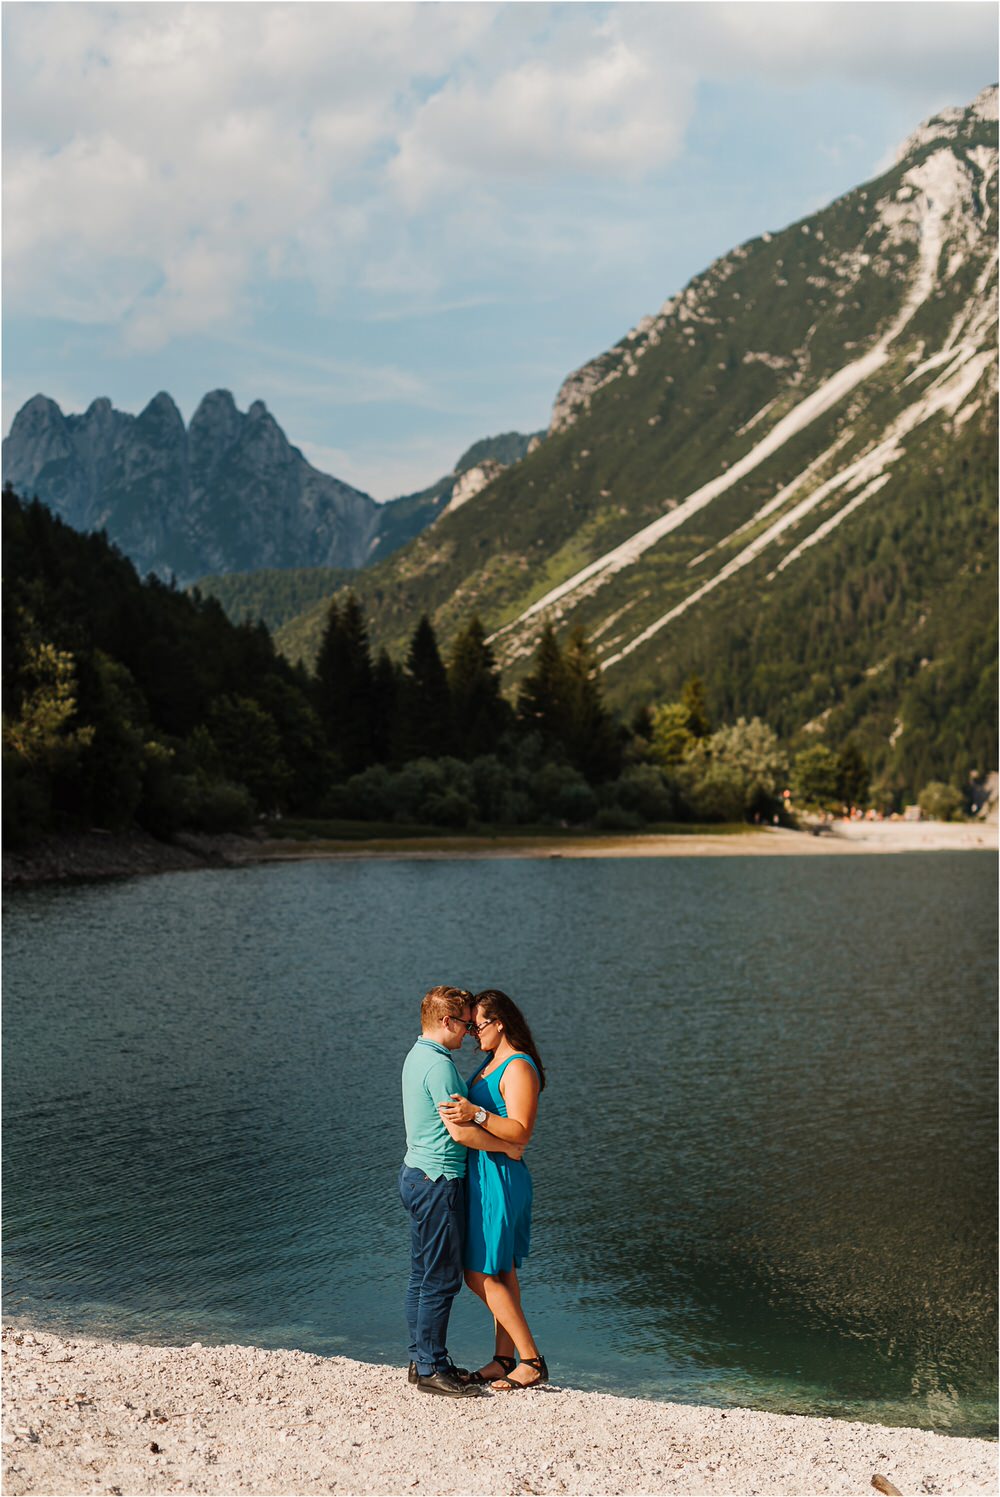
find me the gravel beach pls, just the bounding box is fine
[3,1327,996,1497]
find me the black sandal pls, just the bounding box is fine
[468,1354,517,1386]
[491,1354,548,1391]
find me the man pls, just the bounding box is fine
[399,984,521,1397]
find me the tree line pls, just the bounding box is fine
[2,489,979,847]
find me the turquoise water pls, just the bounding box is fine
[3,853,996,1436]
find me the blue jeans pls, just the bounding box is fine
[398,1163,466,1376]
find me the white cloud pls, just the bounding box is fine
[2,0,995,351]
[386,30,695,208]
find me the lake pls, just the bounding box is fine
[3,853,996,1437]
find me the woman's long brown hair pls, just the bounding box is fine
[474,989,546,1091]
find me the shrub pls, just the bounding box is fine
[423,790,476,828]
[707,718,786,816]
[608,764,676,822]
[792,744,841,812]
[529,761,598,824]
[594,804,643,831]
[497,789,535,825]
[470,755,513,822]
[331,764,396,820]
[917,781,964,822]
[176,776,255,833]
[684,761,746,822]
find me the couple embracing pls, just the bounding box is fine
[399,984,547,1397]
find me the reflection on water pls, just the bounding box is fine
[3,854,996,1436]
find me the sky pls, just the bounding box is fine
[2,1,996,500]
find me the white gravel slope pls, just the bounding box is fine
[2,1329,996,1497]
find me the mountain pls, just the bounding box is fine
[2,385,542,591]
[193,429,542,628]
[275,86,998,793]
[366,429,543,566]
[1,390,383,583]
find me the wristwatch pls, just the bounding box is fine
[473,1107,488,1126]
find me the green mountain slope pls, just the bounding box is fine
[275,89,997,792]
[189,565,355,632]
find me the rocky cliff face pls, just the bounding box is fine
[2,390,381,583]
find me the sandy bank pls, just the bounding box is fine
[258,821,997,863]
[2,1328,995,1497]
[4,821,994,888]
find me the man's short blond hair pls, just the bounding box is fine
[421,985,472,1028]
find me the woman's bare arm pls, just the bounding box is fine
[439,1059,538,1144]
[441,1115,525,1159]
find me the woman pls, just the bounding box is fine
[438,988,547,1391]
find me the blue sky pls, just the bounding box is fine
[3,1,996,498]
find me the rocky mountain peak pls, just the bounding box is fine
[893,84,997,164]
[2,390,381,582]
[10,393,63,432]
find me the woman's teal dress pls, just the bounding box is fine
[465,1053,538,1274]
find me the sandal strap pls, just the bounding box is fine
[520,1355,545,1370]
[495,1355,517,1373]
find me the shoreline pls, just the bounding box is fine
[3,1326,996,1497]
[3,820,996,888]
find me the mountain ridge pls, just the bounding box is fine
[2,387,542,585]
[272,86,997,796]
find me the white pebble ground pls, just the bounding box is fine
[2,1328,995,1496]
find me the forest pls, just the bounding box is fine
[2,489,984,847]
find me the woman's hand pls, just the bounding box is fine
[438,1093,476,1125]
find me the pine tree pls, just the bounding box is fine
[516,623,568,744]
[681,675,712,739]
[313,593,374,775]
[447,616,512,758]
[563,627,621,781]
[396,615,451,762]
[371,647,400,764]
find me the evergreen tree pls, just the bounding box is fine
[562,627,621,781]
[396,615,451,762]
[371,647,400,765]
[516,623,568,745]
[447,616,512,758]
[792,743,841,811]
[649,702,695,766]
[836,741,869,808]
[517,623,619,781]
[313,592,374,775]
[681,675,712,739]
[255,672,332,812]
[206,694,291,812]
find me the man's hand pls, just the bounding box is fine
[503,1141,525,1161]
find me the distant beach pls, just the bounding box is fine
[4,820,995,887]
[3,1326,997,1496]
[257,820,997,863]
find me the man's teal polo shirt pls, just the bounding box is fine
[401,1037,469,1180]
